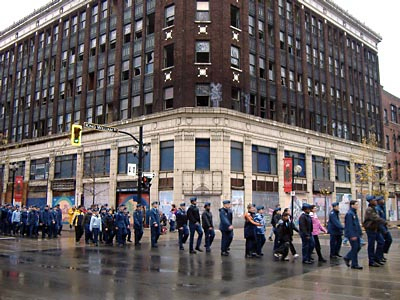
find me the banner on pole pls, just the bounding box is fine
[283,158,293,193]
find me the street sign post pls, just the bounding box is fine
[83,122,118,133]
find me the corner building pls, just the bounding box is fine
[0,0,392,225]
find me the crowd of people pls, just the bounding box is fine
[0,194,393,270]
[0,204,63,238]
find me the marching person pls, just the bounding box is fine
[364,195,386,267]
[169,204,177,232]
[149,201,161,248]
[283,208,299,258]
[343,200,363,269]
[219,200,233,256]
[133,204,144,246]
[176,203,189,251]
[73,205,85,244]
[327,202,344,259]
[89,209,102,246]
[115,205,128,247]
[187,197,203,254]
[244,204,261,258]
[310,205,328,262]
[375,196,392,261]
[201,202,215,252]
[254,206,266,256]
[299,203,314,264]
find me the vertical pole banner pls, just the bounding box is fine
[283,158,293,193]
[14,176,24,204]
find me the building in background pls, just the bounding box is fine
[381,87,400,221]
[0,0,392,223]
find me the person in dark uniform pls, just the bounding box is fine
[115,205,127,247]
[299,203,314,264]
[20,206,28,237]
[124,209,132,242]
[375,196,392,261]
[73,205,85,244]
[149,201,161,248]
[363,195,386,267]
[202,202,215,252]
[83,209,93,244]
[219,200,233,256]
[55,204,63,236]
[187,197,203,254]
[133,204,144,246]
[176,203,189,250]
[244,204,261,258]
[327,202,344,259]
[40,205,54,239]
[104,208,115,245]
[274,212,292,260]
[343,200,363,269]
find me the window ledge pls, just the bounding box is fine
[230,66,242,72]
[162,25,175,31]
[194,62,211,66]
[161,66,174,72]
[230,26,242,32]
[194,20,211,24]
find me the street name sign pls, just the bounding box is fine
[83,122,118,133]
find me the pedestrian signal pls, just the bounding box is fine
[71,124,82,146]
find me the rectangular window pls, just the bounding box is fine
[230,5,240,28]
[258,57,265,78]
[335,160,350,182]
[195,139,210,170]
[145,52,154,74]
[164,87,174,109]
[163,44,174,68]
[196,1,210,21]
[133,56,141,77]
[165,5,175,27]
[160,140,174,171]
[135,19,143,40]
[97,69,105,88]
[195,41,210,63]
[385,135,390,150]
[391,105,397,123]
[249,16,255,36]
[84,149,110,177]
[252,145,277,174]
[196,84,210,107]
[312,155,330,180]
[230,46,240,69]
[231,141,243,172]
[284,151,306,177]
[120,99,128,120]
[30,158,49,180]
[108,65,115,84]
[55,155,77,179]
[118,146,150,174]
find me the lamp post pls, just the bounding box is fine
[9,163,19,206]
[291,158,302,218]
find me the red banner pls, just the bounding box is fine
[14,176,24,202]
[283,158,293,193]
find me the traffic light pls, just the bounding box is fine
[141,175,153,191]
[71,124,82,146]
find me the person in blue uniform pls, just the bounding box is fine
[176,203,189,250]
[343,200,363,269]
[201,202,215,252]
[20,206,28,237]
[133,204,144,246]
[299,203,314,264]
[115,205,128,247]
[363,195,386,267]
[187,197,203,254]
[375,196,392,261]
[104,209,115,245]
[219,200,233,256]
[254,206,266,256]
[55,204,63,236]
[149,201,161,248]
[40,205,54,239]
[327,202,344,259]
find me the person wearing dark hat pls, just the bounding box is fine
[298,203,314,264]
[89,209,102,246]
[271,207,282,251]
[327,202,344,259]
[115,205,128,247]
[40,205,54,239]
[244,203,261,258]
[219,200,233,256]
[201,202,215,252]
[55,204,63,236]
[187,197,203,254]
[254,206,266,256]
[363,195,386,267]
[176,203,189,250]
[343,200,363,269]
[149,201,161,248]
[375,196,392,261]
[133,203,144,246]
[104,208,115,245]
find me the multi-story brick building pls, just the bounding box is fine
[0,0,391,223]
[381,87,400,220]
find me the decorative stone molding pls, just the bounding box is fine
[184,132,194,141]
[198,67,208,77]
[233,72,240,83]
[232,31,239,42]
[211,131,222,141]
[164,71,172,82]
[198,25,208,35]
[165,30,173,40]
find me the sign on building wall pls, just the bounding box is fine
[283,158,292,193]
[159,190,174,216]
[231,190,244,218]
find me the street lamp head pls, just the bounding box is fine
[294,165,302,175]
[143,144,151,153]
[132,145,139,156]
[9,163,19,171]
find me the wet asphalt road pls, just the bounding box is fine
[0,229,399,300]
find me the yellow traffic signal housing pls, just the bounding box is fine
[71,124,82,146]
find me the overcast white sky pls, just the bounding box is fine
[0,0,399,97]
